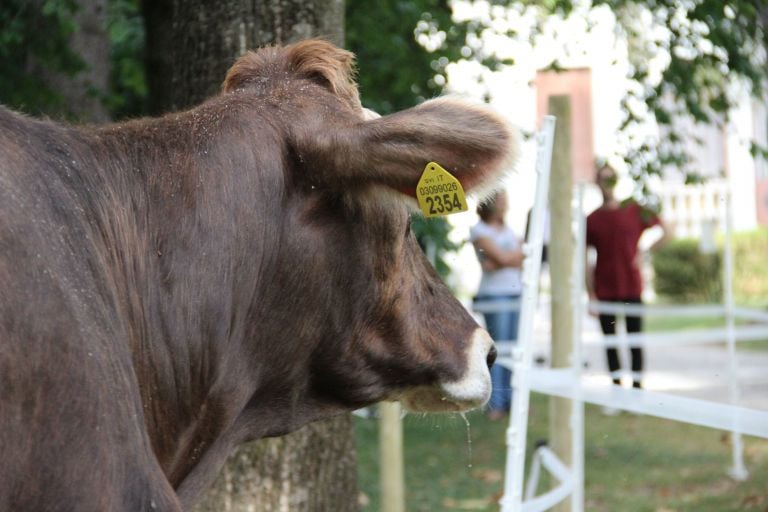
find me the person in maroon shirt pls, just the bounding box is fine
[586,164,670,389]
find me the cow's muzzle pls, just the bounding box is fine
[399,328,495,413]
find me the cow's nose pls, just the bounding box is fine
[486,345,497,369]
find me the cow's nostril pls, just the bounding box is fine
[486,346,497,369]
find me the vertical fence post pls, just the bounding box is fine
[570,183,587,512]
[378,401,405,512]
[547,95,574,512]
[501,116,556,511]
[723,188,749,481]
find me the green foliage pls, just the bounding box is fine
[731,227,768,306]
[0,0,147,119]
[652,238,722,302]
[106,0,147,119]
[347,1,433,114]
[523,0,768,193]
[350,0,767,245]
[347,1,469,114]
[653,228,768,305]
[615,0,768,190]
[411,215,463,278]
[0,0,85,115]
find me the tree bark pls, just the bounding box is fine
[193,415,358,512]
[142,0,344,115]
[142,2,358,511]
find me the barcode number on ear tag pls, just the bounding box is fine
[416,162,468,218]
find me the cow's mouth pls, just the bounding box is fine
[398,329,494,413]
[398,386,489,413]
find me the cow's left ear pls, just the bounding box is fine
[303,97,519,200]
[224,39,362,112]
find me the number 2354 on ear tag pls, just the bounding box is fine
[416,162,469,217]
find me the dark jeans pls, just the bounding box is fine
[475,294,520,412]
[598,297,644,388]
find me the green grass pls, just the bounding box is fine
[356,394,768,511]
[645,314,730,333]
[739,340,768,351]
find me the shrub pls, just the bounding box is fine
[652,228,768,305]
[732,228,768,305]
[652,238,722,302]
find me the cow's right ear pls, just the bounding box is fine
[307,97,519,201]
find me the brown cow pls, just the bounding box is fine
[0,40,518,510]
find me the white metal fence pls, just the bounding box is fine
[482,119,768,512]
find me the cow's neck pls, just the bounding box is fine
[94,110,349,500]
[93,117,278,489]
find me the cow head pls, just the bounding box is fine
[222,40,518,417]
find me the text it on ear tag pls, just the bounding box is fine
[416,162,469,218]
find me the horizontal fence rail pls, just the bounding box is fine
[529,368,768,439]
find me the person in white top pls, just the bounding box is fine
[470,191,524,420]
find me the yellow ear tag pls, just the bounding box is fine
[416,162,468,217]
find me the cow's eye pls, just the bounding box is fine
[405,220,411,237]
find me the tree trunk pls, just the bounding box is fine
[142,0,344,115]
[142,2,358,511]
[193,415,358,512]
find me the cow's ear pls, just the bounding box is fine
[309,97,519,201]
[223,39,361,112]
[284,40,361,112]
